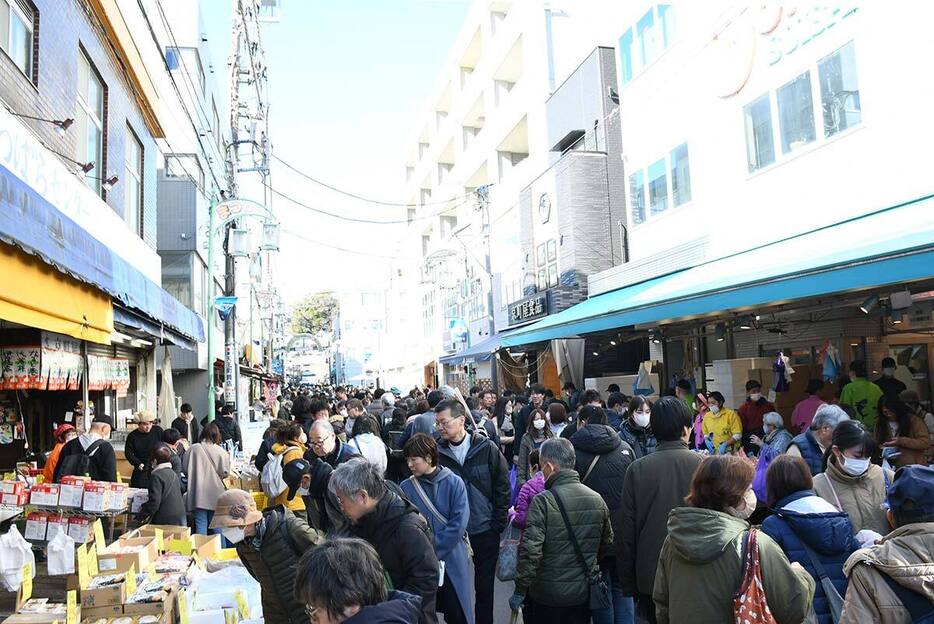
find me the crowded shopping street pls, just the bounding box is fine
[0,1,933,623]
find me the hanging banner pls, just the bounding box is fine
[0,347,41,390]
[215,296,237,322]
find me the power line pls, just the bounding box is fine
[273,154,469,207]
[281,228,404,259]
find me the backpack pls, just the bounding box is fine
[260,448,290,500]
[57,440,105,480]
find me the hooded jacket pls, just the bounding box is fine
[437,431,510,536]
[839,522,934,624]
[344,591,423,624]
[236,506,323,624]
[514,470,614,607]
[618,419,657,459]
[761,491,861,624]
[570,423,634,550]
[214,415,242,450]
[138,464,186,526]
[125,425,164,488]
[270,442,307,513]
[654,507,815,624]
[349,490,439,624]
[813,460,894,536]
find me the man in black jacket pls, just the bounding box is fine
[435,400,510,624]
[171,403,201,447]
[54,416,117,482]
[214,405,242,451]
[332,458,439,624]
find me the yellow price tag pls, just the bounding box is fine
[234,590,249,619]
[19,561,32,603]
[76,544,89,590]
[3,472,15,481]
[192,553,205,571]
[177,588,190,624]
[153,527,164,552]
[66,590,77,624]
[125,564,137,597]
[92,519,105,547]
[168,538,192,555]
[88,544,99,577]
[116,472,123,484]
[148,563,157,582]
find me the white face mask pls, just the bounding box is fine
[727,489,757,520]
[221,527,246,544]
[633,411,650,428]
[709,405,720,414]
[296,486,310,497]
[841,456,870,477]
[749,393,762,402]
[763,424,771,435]
[533,419,545,430]
[340,409,348,418]
[882,368,895,377]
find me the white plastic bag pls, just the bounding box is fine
[46,529,75,576]
[0,525,35,591]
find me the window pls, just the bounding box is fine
[777,71,815,154]
[124,126,143,235]
[629,170,645,225]
[165,154,204,187]
[619,5,676,86]
[166,47,204,93]
[648,157,668,216]
[76,52,105,196]
[618,29,633,84]
[744,93,775,172]
[658,4,676,49]
[0,0,34,79]
[212,100,222,154]
[669,143,691,207]
[440,215,457,239]
[636,10,657,67]
[163,278,191,307]
[819,41,860,137]
[406,207,416,224]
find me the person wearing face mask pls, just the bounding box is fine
[618,395,657,458]
[813,420,894,539]
[254,419,289,472]
[750,412,794,455]
[270,422,310,521]
[873,394,930,468]
[874,357,907,400]
[738,380,776,454]
[211,488,323,624]
[701,391,742,454]
[839,360,884,428]
[493,397,516,466]
[654,455,815,624]
[516,409,553,488]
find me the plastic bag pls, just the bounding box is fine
[191,562,263,620]
[0,525,35,591]
[751,444,776,502]
[496,522,521,581]
[46,529,75,576]
[508,466,518,507]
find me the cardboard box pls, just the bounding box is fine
[0,480,24,495]
[59,476,90,508]
[67,516,92,544]
[82,482,111,513]
[188,608,230,624]
[97,537,158,574]
[128,488,149,514]
[24,512,48,541]
[80,579,126,607]
[192,534,221,560]
[29,484,60,507]
[123,587,176,620]
[45,514,67,540]
[107,484,128,511]
[138,524,191,544]
[1,492,28,506]
[78,604,123,620]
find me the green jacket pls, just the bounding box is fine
[514,470,614,607]
[839,377,883,428]
[653,507,814,624]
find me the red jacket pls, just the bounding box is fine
[738,398,775,432]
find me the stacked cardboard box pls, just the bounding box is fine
[59,476,91,508]
[97,537,158,574]
[28,484,60,507]
[0,481,27,506]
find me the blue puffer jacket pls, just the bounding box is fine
[761,490,861,624]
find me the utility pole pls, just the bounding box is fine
[476,184,497,391]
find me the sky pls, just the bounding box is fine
[201,0,472,304]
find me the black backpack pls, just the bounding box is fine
[56,440,105,479]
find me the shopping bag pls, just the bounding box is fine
[46,529,76,576]
[0,525,35,592]
[733,529,777,624]
[496,522,521,581]
[751,445,777,502]
[508,465,519,507]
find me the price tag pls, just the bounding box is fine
[88,544,99,577]
[19,561,32,603]
[93,519,105,546]
[153,527,164,552]
[125,564,137,597]
[3,472,15,481]
[168,538,193,555]
[177,588,190,624]
[66,590,77,624]
[192,553,205,571]
[76,544,89,590]
[234,590,249,619]
[148,563,157,582]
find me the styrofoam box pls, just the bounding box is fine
[25,512,48,540]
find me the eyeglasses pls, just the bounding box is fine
[436,418,460,429]
[309,435,333,447]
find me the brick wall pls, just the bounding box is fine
[0,0,158,249]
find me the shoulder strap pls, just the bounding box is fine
[549,489,593,579]
[407,477,448,525]
[445,444,493,502]
[582,454,601,483]
[798,541,832,583]
[84,439,105,457]
[879,569,934,619]
[823,474,844,512]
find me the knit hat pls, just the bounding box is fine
[53,423,75,442]
[209,489,264,528]
[133,410,157,424]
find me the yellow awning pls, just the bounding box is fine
[0,242,113,344]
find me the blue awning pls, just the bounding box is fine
[440,328,522,365]
[503,194,934,347]
[113,305,197,351]
[0,163,205,343]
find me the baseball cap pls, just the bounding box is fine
[209,489,264,528]
[92,415,114,429]
[888,465,934,521]
[53,423,75,441]
[283,458,313,501]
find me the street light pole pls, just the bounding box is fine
[206,196,216,422]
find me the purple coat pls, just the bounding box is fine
[512,472,545,529]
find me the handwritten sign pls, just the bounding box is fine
[153,528,164,552]
[88,544,99,577]
[76,544,89,590]
[66,590,77,624]
[168,538,192,555]
[19,562,32,603]
[235,590,249,619]
[125,564,137,597]
[93,519,105,547]
[178,588,190,624]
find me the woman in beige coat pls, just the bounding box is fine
[813,420,893,539]
[183,422,231,535]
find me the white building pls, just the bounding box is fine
[334,290,388,388]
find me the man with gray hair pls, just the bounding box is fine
[510,437,614,624]
[307,420,358,469]
[787,403,850,475]
[332,458,439,624]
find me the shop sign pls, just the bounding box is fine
[508,294,548,326]
[224,344,237,403]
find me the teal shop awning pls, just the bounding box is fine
[503,194,934,347]
[440,327,524,365]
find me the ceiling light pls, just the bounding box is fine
[609,340,617,346]
[891,309,904,325]
[715,322,726,342]
[592,351,599,357]
[737,314,756,330]
[859,294,879,314]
